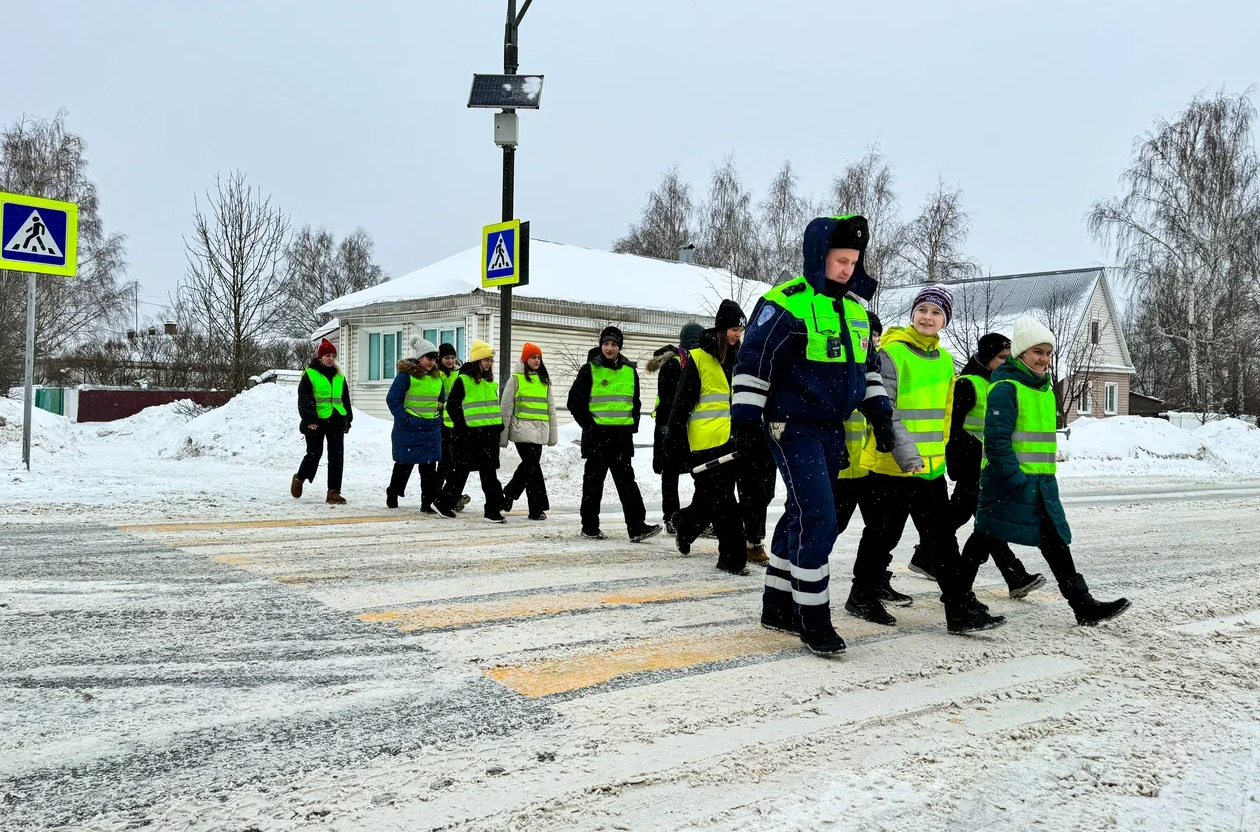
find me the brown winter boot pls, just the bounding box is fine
[290,475,303,499]
[746,542,769,565]
[326,490,346,505]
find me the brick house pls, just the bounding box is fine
[875,268,1134,426]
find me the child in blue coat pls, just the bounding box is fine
[960,316,1130,626]
[385,338,446,513]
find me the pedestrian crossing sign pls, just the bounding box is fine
[481,219,520,288]
[0,191,78,277]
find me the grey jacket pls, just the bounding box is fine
[499,361,559,447]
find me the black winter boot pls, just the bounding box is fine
[908,545,936,580]
[672,511,696,555]
[1063,577,1131,626]
[1007,571,1047,600]
[845,584,896,626]
[945,593,1007,634]
[798,608,846,655]
[875,571,914,607]
[386,490,399,510]
[761,598,799,634]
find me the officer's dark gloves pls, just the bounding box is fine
[735,420,764,459]
[873,420,896,453]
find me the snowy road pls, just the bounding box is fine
[3,481,1260,831]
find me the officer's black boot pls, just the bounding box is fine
[1062,576,1132,626]
[845,583,896,626]
[908,545,936,580]
[761,595,799,634]
[798,606,846,655]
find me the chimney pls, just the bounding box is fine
[678,244,696,264]
[126,329,137,341]
[147,326,158,337]
[164,321,178,336]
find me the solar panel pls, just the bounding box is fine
[467,74,545,109]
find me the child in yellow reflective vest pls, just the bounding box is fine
[499,343,558,521]
[292,338,351,505]
[849,285,1007,634]
[433,340,508,523]
[960,316,1131,626]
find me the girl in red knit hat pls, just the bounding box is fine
[292,338,352,504]
[499,343,558,520]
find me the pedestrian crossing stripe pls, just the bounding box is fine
[0,191,78,277]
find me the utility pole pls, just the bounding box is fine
[498,0,531,390]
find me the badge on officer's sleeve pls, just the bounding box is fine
[756,305,775,327]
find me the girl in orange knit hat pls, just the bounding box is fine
[499,343,558,520]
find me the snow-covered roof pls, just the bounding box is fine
[310,317,340,342]
[316,240,769,317]
[875,268,1120,366]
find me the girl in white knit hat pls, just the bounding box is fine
[960,315,1130,626]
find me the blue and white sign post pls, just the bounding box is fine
[0,191,79,469]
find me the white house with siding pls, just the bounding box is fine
[315,241,770,423]
[875,268,1134,424]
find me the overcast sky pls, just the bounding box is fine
[9,0,1258,317]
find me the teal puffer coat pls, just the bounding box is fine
[974,358,1071,547]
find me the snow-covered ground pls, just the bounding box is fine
[3,392,1260,831]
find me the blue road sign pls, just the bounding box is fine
[481,219,520,287]
[1,192,78,277]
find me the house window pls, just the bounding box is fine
[1091,321,1100,345]
[366,329,405,381]
[1104,382,1119,415]
[421,324,467,359]
[1077,384,1092,415]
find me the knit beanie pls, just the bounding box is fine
[678,322,705,351]
[317,338,337,358]
[439,342,457,359]
[911,284,953,326]
[410,337,438,359]
[468,339,494,362]
[520,342,543,363]
[977,332,1012,366]
[599,325,624,348]
[1011,316,1056,359]
[714,299,747,332]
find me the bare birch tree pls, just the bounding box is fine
[0,111,129,392]
[828,143,905,313]
[179,171,290,392]
[695,155,764,283]
[759,160,809,284]
[1090,87,1260,420]
[613,166,695,261]
[940,274,1017,367]
[896,177,979,287]
[279,225,385,338]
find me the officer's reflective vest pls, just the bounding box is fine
[305,368,346,419]
[440,369,459,428]
[455,375,502,428]
[651,354,680,418]
[589,364,635,426]
[959,372,990,469]
[994,378,1058,475]
[836,412,870,481]
[884,341,954,479]
[686,349,731,451]
[403,374,443,420]
[761,276,870,365]
[513,373,550,421]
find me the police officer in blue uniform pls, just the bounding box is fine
[733,215,895,654]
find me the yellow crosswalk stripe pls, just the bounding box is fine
[358,584,750,631]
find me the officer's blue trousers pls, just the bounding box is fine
[763,420,848,617]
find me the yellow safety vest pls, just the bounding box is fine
[305,368,346,419]
[686,349,732,452]
[959,373,990,469]
[513,373,550,422]
[403,374,443,420]
[995,378,1058,474]
[877,341,954,479]
[836,412,869,480]
[589,364,635,426]
[440,369,459,428]
[455,375,502,428]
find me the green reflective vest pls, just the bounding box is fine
[836,411,870,481]
[513,373,550,422]
[455,375,502,428]
[589,364,635,426]
[440,369,459,428]
[687,349,732,451]
[885,341,954,479]
[305,368,347,419]
[994,378,1058,475]
[761,276,870,365]
[404,374,443,420]
[651,354,680,418]
[959,373,990,469]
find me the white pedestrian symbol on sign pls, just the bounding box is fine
[4,210,62,258]
[489,233,513,271]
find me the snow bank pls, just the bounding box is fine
[0,397,79,462]
[90,400,203,441]
[160,385,393,469]
[1060,416,1259,479]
